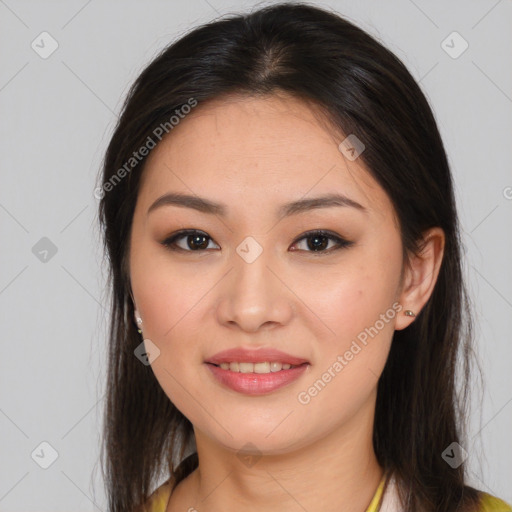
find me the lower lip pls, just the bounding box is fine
[205,363,309,395]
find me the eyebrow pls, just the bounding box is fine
[147,192,367,217]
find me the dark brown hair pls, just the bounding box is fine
[97,3,483,511]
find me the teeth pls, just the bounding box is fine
[270,362,281,372]
[239,362,254,373]
[254,362,269,373]
[216,361,298,373]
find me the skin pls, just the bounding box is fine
[128,92,445,512]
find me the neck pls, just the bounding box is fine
[169,393,384,512]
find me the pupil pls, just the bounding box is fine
[308,235,328,251]
[189,234,208,250]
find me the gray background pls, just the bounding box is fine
[1,0,511,510]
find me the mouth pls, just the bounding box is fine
[204,347,310,394]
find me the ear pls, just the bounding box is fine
[395,227,445,330]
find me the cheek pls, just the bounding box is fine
[298,237,402,382]
[133,260,210,417]
[131,236,213,338]
[299,254,402,345]
[129,241,212,397]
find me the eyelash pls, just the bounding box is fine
[161,229,353,255]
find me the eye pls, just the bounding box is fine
[290,230,353,254]
[161,229,353,254]
[161,229,220,252]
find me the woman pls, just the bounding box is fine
[97,3,511,511]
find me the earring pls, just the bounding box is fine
[134,309,143,335]
[404,310,416,317]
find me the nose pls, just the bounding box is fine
[215,243,294,333]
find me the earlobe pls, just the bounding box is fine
[395,227,445,331]
[133,309,143,338]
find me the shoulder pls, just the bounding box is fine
[477,492,512,512]
[143,479,173,512]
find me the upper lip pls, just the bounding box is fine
[205,347,309,366]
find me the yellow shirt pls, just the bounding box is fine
[144,473,512,512]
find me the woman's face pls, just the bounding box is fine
[129,93,409,455]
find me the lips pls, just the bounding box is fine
[206,362,309,395]
[205,347,309,366]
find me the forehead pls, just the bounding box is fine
[138,93,393,222]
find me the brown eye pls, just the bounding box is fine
[290,230,353,254]
[161,230,219,252]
